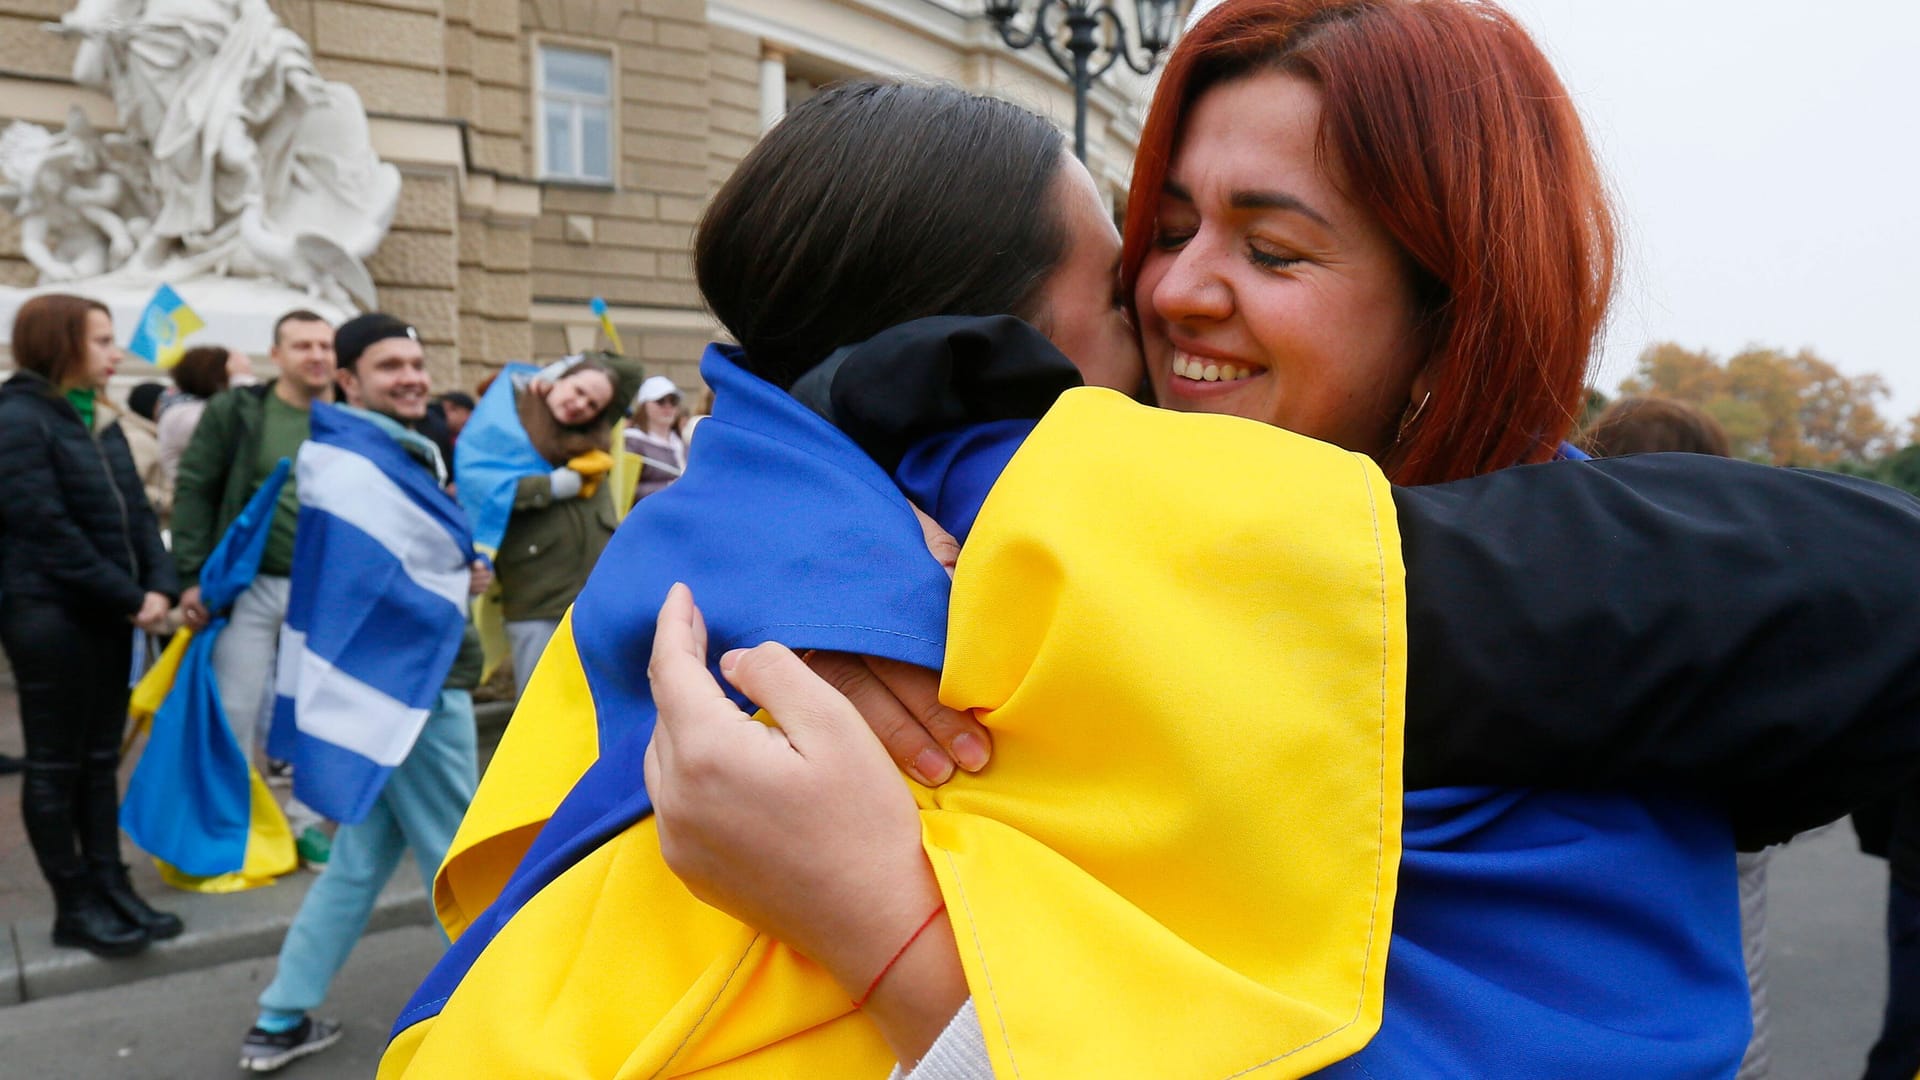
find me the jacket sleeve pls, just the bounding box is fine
[169,395,235,587]
[1396,454,1920,848]
[0,411,149,615]
[111,429,180,600]
[514,473,558,510]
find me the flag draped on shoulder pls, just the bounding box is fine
[270,403,475,826]
[384,319,1409,1080]
[452,364,548,559]
[122,459,297,886]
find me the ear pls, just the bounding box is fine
[334,366,359,406]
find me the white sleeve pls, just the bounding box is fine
[886,998,991,1080]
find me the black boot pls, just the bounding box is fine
[94,861,184,941]
[49,872,149,958]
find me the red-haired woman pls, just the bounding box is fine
[0,294,183,957]
[641,1,1793,1076]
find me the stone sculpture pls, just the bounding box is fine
[0,0,400,310]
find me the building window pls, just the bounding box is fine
[537,44,614,185]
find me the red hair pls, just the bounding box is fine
[1121,0,1616,484]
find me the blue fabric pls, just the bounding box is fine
[453,364,548,558]
[895,420,1035,546]
[270,403,475,825]
[395,343,980,1039]
[1313,788,1746,1078]
[120,459,290,877]
[260,688,477,1020]
[394,363,1748,1076]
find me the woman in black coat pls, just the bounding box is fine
[0,293,183,956]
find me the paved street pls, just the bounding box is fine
[0,651,1909,1077]
[0,925,442,1078]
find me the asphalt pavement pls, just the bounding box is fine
[0,650,1904,1078]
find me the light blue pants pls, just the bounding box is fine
[257,689,477,1021]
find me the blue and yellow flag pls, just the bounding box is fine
[384,334,1408,1078]
[126,284,205,369]
[121,459,296,890]
[452,364,548,560]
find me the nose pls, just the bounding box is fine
[1148,235,1233,327]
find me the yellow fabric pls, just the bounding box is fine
[129,628,192,725]
[157,767,298,893]
[611,419,643,518]
[435,608,601,939]
[472,581,509,687]
[566,449,614,499]
[392,389,1406,1079]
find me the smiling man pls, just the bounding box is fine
[239,312,491,1073]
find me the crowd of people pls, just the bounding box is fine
[0,296,687,1071]
[6,0,1920,1077]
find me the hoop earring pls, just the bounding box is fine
[1395,391,1432,444]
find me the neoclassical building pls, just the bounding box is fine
[0,0,1155,393]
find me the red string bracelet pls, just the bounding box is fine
[852,901,948,1008]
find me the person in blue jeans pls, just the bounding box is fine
[239,314,487,1073]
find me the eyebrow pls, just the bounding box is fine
[1163,179,1332,228]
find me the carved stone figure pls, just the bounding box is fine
[0,0,399,310]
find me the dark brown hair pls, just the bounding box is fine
[1580,396,1732,458]
[695,79,1069,389]
[11,293,109,388]
[172,345,235,399]
[1123,0,1617,484]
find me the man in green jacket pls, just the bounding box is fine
[171,309,337,862]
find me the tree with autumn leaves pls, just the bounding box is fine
[1615,343,1906,468]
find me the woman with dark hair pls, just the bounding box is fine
[0,293,183,957]
[628,7,1919,1074]
[389,52,1920,1080]
[158,343,255,495]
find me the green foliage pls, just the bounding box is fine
[1621,343,1899,467]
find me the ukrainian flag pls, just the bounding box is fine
[122,459,297,890]
[126,284,205,369]
[452,364,548,560]
[383,320,1407,1078]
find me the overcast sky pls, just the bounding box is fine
[1497,0,1920,422]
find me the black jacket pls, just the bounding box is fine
[0,370,178,616]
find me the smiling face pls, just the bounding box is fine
[340,336,432,422]
[1032,155,1143,393]
[548,368,615,427]
[1135,70,1428,456]
[77,308,119,391]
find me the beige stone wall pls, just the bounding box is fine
[522,0,706,316]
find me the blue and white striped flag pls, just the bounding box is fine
[269,402,475,825]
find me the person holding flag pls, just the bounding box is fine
[454,348,642,696]
[238,313,490,1073]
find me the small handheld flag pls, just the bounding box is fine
[126,284,205,369]
[590,297,623,355]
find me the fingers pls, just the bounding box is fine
[810,651,954,785]
[910,505,960,578]
[719,641,866,754]
[865,656,991,774]
[647,584,737,757]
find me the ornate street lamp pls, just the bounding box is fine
[985,0,1184,162]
